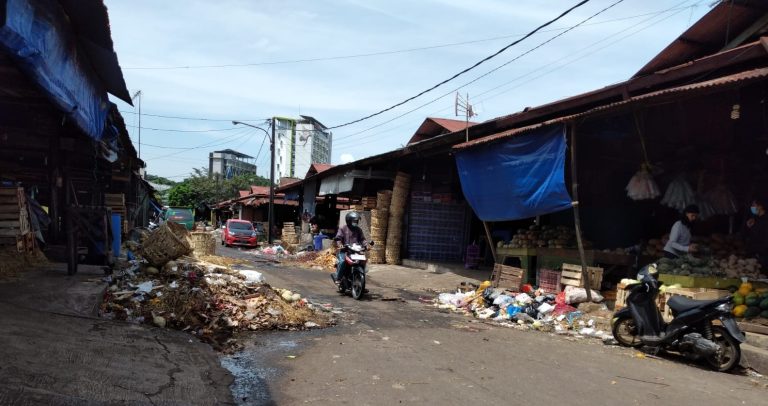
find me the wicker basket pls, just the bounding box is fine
[141,222,192,267]
[376,190,393,209]
[190,232,216,256]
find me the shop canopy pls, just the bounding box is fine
[454,123,572,221]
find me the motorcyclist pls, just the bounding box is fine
[331,212,368,285]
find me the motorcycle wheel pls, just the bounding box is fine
[351,270,365,300]
[612,316,642,348]
[706,325,741,372]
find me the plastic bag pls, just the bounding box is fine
[564,285,604,304]
[493,294,514,306]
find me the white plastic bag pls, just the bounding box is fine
[238,270,265,285]
[564,285,604,304]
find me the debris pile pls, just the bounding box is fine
[102,224,331,350]
[431,281,613,341]
[0,247,48,279]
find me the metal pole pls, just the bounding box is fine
[569,121,592,302]
[269,118,276,245]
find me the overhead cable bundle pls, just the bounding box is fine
[660,175,696,211]
[626,165,660,201]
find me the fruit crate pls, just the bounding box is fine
[537,268,561,293]
[491,263,526,291]
[661,287,730,321]
[615,282,667,313]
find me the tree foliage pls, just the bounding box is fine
[166,168,271,210]
[145,174,177,186]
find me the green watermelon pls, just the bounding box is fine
[760,298,768,310]
[761,310,768,319]
[745,307,761,319]
[746,293,760,307]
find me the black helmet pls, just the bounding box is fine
[345,211,361,228]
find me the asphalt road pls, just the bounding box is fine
[218,246,768,406]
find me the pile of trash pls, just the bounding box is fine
[0,247,48,279]
[102,224,331,351]
[433,281,614,341]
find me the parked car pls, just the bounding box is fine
[162,207,195,230]
[221,219,259,247]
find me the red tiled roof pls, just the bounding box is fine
[428,117,478,133]
[408,117,477,145]
[250,186,270,195]
[312,163,334,173]
[238,190,250,198]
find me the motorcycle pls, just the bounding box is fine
[611,263,745,372]
[335,242,373,300]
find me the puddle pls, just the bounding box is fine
[220,330,325,405]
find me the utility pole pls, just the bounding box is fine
[232,119,276,245]
[131,90,142,160]
[455,92,475,142]
[269,117,276,245]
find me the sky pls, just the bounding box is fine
[104,0,712,181]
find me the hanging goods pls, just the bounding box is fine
[626,164,660,200]
[660,175,696,211]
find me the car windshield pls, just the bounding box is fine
[166,209,193,220]
[229,222,253,231]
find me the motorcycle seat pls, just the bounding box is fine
[666,295,720,314]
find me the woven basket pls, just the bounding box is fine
[142,222,192,267]
[377,190,393,208]
[190,232,216,256]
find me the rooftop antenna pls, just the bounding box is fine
[455,92,476,142]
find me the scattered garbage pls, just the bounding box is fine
[429,280,613,341]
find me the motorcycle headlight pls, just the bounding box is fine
[716,303,731,313]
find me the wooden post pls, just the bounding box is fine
[482,221,497,264]
[569,122,592,301]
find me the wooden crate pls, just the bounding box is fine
[0,187,31,252]
[662,287,729,321]
[491,263,526,291]
[561,263,603,290]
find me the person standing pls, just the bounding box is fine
[663,205,699,258]
[744,198,768,272]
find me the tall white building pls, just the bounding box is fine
[273,115,332,181]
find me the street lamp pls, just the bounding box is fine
[232,119,276,244]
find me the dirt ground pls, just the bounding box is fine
[0,263,233,405]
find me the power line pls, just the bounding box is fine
[331,0,701,149]
[120,110,270,122]
[333,0,628,144]
[142,128,254,160]
[326,0,593,130]
[121,5,696,71]
[124,124,242,133]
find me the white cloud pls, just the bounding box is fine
[340,153,355,164]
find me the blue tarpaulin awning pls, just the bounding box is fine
[454,123,573,221]
[0,0,113,141]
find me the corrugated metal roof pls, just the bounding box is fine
[635,0,768,78]
[455,67,768,150]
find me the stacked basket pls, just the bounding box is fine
[385,172,411,264]
[282,222,299,244]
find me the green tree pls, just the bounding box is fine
[145,174,177,186]
[166,168,271,209]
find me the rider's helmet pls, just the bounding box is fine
[345,211,361,228]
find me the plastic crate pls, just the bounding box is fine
[537,268,561,293]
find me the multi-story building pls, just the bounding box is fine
[208,149,258,179]
[273,115,332,181]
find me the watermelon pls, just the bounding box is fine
[761,310,768,319]
[760,298,768,310]
[745,306,761,319]
[746,293,760,307]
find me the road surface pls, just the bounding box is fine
[217,246,768,406]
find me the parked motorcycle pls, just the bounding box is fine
[611,263,745,372]
[334,242,373,300]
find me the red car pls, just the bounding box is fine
[221,219,259,247]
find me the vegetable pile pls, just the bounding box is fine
[732,282,768,320]
[499,225,592,250]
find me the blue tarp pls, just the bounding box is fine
[455,123,573,221]
[0,0,110,140]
